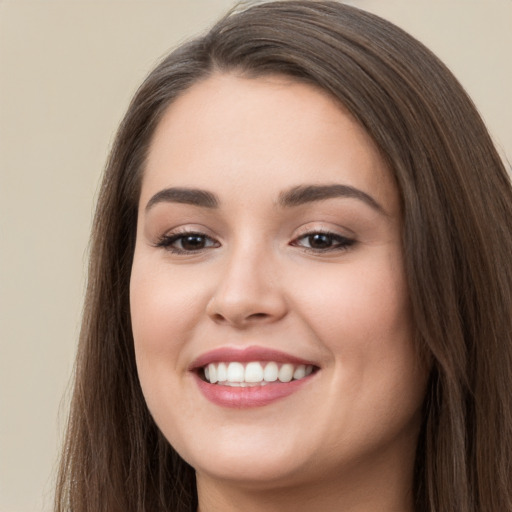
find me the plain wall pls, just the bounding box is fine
[0,1,510,511]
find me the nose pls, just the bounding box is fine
[206,245,288,328]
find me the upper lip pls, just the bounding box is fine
[189,346,318,370]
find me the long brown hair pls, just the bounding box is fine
[54,2,512,511]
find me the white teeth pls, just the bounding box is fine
[207,363,218,384]
[202,361,315,385]
[293,365,306,380]
[227,362,245,382]
[245,361,264,382]
[224,381,269,387]
[278,363,294,382]
[217,362,227,382]
[263,361,278,382]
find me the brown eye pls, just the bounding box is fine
[292,231,355,252]
[307,233,335,249]
[156,232,220,254]
[180,234,208,251]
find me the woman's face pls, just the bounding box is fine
[130,74,427,491]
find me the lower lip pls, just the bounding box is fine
[194,373,313,408]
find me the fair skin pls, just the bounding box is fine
[130,73,428,512]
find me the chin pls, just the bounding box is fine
[171,425,316,488]
[193,454,314,490]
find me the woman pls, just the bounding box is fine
[54,1,512,511]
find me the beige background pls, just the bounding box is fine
[0,1,510,511]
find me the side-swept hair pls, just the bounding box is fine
[55,2,512,511]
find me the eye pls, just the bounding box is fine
[292,231,355,252]
[155,231,220,254]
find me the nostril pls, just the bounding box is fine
[209,311,271,326]
[206,291,288,326]
[247,313,269,320]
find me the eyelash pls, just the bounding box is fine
[292,230,355,253]
[155,229,355,255]
[155,231,220,255]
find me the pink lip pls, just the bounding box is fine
[189,345,316,370]
[190,346,318,408]
[193,373,314,408]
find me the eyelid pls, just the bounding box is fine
[154,226,221,255]
[154,224,219,242]
[293,221,356,239]
[290,226,356,253]
[152,224,356,255]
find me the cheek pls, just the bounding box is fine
[129,254,208,408]
[287,249,424,418]
[130,255,205,351]
[129,255,209,438]
[288,250,411,349]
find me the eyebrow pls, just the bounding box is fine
[278,184,385,213]
[145,183,384,214]
[145,187,219,211]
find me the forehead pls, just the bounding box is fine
[141,73,397,212]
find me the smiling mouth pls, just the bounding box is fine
[201,361,316,386]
